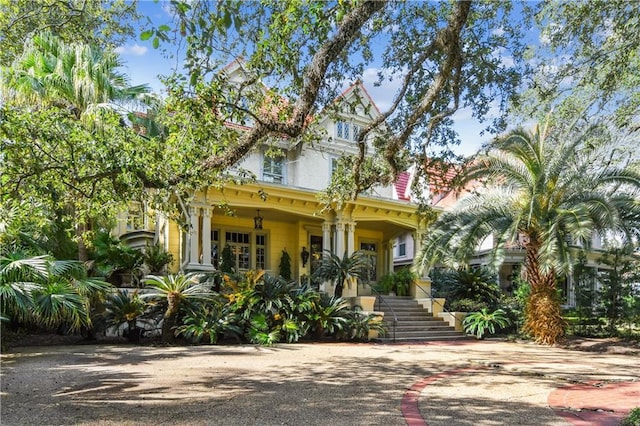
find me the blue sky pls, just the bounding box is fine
[116,1,535,157]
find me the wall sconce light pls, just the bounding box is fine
[301,246,309,267]
[254,209,263,230]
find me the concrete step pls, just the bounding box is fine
[376,335,473,343]
[387,324,456,332]
[374,295,468,343]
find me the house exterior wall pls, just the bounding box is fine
[117,72,427,292]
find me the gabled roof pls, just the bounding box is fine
[328,80,382,121]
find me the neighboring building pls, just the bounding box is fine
[390,165,613,307]
[115,60,433,298]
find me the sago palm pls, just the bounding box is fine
[417,121,640,345]
[312,250,371,297]
[143,273,213,343]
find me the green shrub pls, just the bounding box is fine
[377,267,414,296]
[463,308,511,339]
[621,407,640,426]
[143,243,173,273]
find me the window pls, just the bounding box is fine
[126,202,144,230]
[223,231,267,271]
[336,121,362,142]
[263,151,285,183]
[255,234,266,270]
[226,231,251,270]
[352,124,361,141]
[211,230,220,268]
[398,235,406,257]
[331,158,339,176]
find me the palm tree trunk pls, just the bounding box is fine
[162,293,180,343]
[523,244,566,345]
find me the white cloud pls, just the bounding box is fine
[114,44,148,56]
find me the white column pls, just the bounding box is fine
[335,222,345,257]
[346,222,356,255]
[413,230,426,258]
[386,241,395,274]
[188,206,200,267]
[413,229,427,277]
[201,207,213,269]
[322,222,332,253]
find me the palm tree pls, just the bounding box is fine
[0,254,110,331]
[417,122,640,345]
[142,273,213,343]
[1,31,150,261]
[312,250,371,297]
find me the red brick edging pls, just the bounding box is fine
[401,367,482,426]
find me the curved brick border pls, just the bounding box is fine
[401,368,481,426]
[548,380,639,426]
[402,366,638,426]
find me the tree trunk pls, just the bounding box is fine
[162,293,180,343]
[75,221,89,262]
[522,243,566,345]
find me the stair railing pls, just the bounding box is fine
[413,280,456,320]
[370,287,397,342]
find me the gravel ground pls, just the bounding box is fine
[1,339,638,426]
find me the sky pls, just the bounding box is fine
[115,1,536,158]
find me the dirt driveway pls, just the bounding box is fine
[1,341,638,425]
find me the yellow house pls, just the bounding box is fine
[116,62,433,298]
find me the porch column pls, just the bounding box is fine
[322,222,332,253]
[335,222,345,256]
[201,207,213,268]
[413,229,426,258]
[413,229,426,277]
[188,206,200,267]
[346,222,356,255]
[386,241,395,274]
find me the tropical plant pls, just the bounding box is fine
[436,267,501,310]
[143,243,174,274]
[418,121,640,345]
[176,303,242,344]
[0,253,110,332]
[339,308,386,342]
[142,273,213,343]
[596,246,640,336]
[1,31,151,261]
[91,232,144,286]
[279,249,292,280]
[377,267,414,296]
[463,308,511,339]
[312,250,371,297]
[303,293,350,339]
[103,290,149,342]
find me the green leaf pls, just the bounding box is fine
[140,30,153,41]
[152,37,160,49]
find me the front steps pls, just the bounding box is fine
[374,295,470,342]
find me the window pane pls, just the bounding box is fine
[263,154,284,183]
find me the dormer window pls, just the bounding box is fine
[335,121,361,141]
